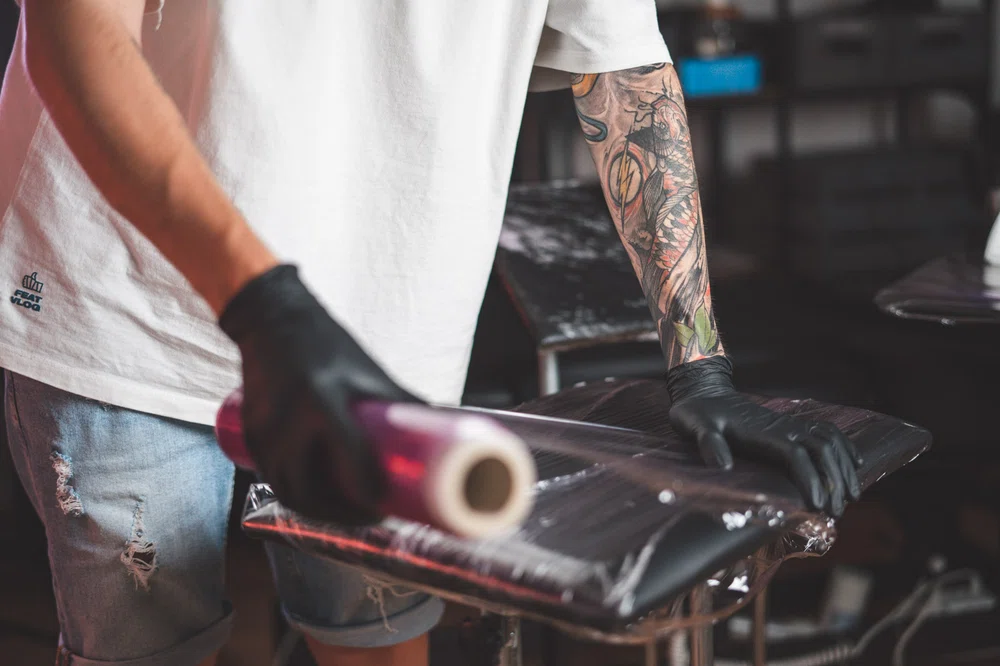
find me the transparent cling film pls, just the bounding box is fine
[240,378,930,640]
[875,253,1000,325]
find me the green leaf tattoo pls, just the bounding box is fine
[673,322,695,347]
[705,327,718,354]
[674,305,719,355]
[694,305,714,353]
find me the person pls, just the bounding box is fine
[0,1,862,665]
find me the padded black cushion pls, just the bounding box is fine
[242,379,931,634]
[875,254,1000,324]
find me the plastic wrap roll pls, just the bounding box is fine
[215,389,537,538]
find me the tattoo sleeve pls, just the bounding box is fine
[571,64,724,368]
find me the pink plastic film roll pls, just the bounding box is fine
[215,388,255,471]
[215,389,536,539]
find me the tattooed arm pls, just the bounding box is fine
[571,64,864,517]
[571,64,720,369]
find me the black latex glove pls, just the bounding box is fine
[667,355,863,516]
[219,264,418,526]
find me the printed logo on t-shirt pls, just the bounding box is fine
[10,272,44,312]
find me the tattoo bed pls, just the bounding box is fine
[239,185,932,665]
[497,183,662,396]
[242,380,929,666]
[875,253,1000,325]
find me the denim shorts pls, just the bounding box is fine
[4,371,444,665]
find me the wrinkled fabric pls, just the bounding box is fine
[0,0,670,425]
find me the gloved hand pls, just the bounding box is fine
[219,264,418,526]
[667,355,863,516]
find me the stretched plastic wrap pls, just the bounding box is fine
[875,254,1000,325]
[497,182,658,351]
[241,379,931,641]
[218,391,537,538]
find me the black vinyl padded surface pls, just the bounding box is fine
[875,254,1000,325]
[242,379,930,636]
[497,182,657,351]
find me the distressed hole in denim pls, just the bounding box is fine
[362,575,420,633]
[121,502,157,590]
[50,453,83,516]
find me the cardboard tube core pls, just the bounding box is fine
[464,456,513,514]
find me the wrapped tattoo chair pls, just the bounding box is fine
[241,378,931,666]
[497,182,661,396]
[875,253,1000,325]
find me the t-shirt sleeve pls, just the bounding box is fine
[529,0,672,92]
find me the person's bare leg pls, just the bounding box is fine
[306,633,429,666]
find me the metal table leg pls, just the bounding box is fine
[538,350,560,396]
[689,584,714,666]
[668,632,688,666]
[753,587,768,666]
[645,640,660,666]
[496,616,523,666]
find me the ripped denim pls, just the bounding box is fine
[4,371,442,665]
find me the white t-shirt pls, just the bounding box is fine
[0,1,670,425]
[986,211,1000,266]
